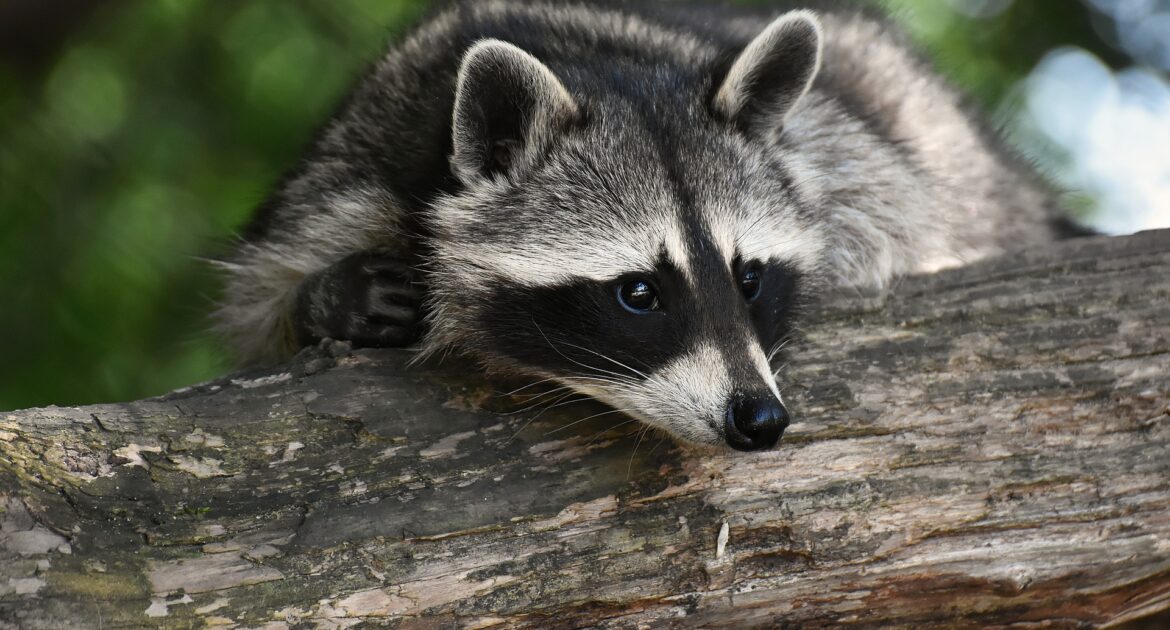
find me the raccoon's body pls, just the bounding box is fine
[218,1,1063,450]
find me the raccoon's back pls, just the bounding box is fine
[247,0,1059,284]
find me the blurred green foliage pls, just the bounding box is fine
[880,0,1129,195]
[0,0,426,409]
[0,1,1129,410]
[882,0,1122,107]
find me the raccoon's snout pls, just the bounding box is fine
[724,393,790,451]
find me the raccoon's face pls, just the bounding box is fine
[425,12,825,450]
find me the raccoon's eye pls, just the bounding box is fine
[740,266,763,302]
[617,279,660,313]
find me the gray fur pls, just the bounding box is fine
[216,1,1062,448]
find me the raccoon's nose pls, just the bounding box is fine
[724,394,790,451]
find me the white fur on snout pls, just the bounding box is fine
[747,337,784,403]
[562,342,728,446]
[631,342,732,445]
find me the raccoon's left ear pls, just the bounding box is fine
[451,39,580,185]
[712,10,823,136]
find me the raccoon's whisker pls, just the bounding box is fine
[561,373,638,389]
[543,407,637,437]
[510,382,572,401]
[561,370,634,384]
[583,418,638,446]
[512,392,586,416]
[507,392,591,441]
[531,320,645,382]
[766,338,792,363]
[542,393,594,412]
[497,377,564,398]
[504,387,576,415]
[510,386,573,406]
[530,319,648,377]
[544,339,651,380]
[557,350,643,383]
[626,425,652,480]
[735,212,777,246]
[647,432,669,456]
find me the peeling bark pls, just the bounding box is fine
[2,230,1169,629]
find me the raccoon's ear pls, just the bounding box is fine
[712,10,822,136]
[451,39,579,184]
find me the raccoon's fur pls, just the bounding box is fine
[217,0,1064,450]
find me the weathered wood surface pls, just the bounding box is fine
[2,230,1169,629]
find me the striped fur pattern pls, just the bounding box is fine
[217,1,1061,448]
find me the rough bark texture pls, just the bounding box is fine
[2,230,1169,629]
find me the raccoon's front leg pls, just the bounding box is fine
[292,250,423,349]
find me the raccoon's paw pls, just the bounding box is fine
[293,250,424,349]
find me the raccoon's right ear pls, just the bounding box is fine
[451,39,579,185]
[712,10,823,137]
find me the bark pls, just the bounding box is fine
[2,230,1169,629]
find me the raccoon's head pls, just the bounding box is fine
[424,11,826,451]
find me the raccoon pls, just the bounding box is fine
[216,1,1064,451]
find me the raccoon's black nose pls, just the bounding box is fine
[724,394,790,451]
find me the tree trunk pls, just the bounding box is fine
[3,230,1169,629]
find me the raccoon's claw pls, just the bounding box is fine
[293,250,424,349]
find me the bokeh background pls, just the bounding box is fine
[1,0,1168,411]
